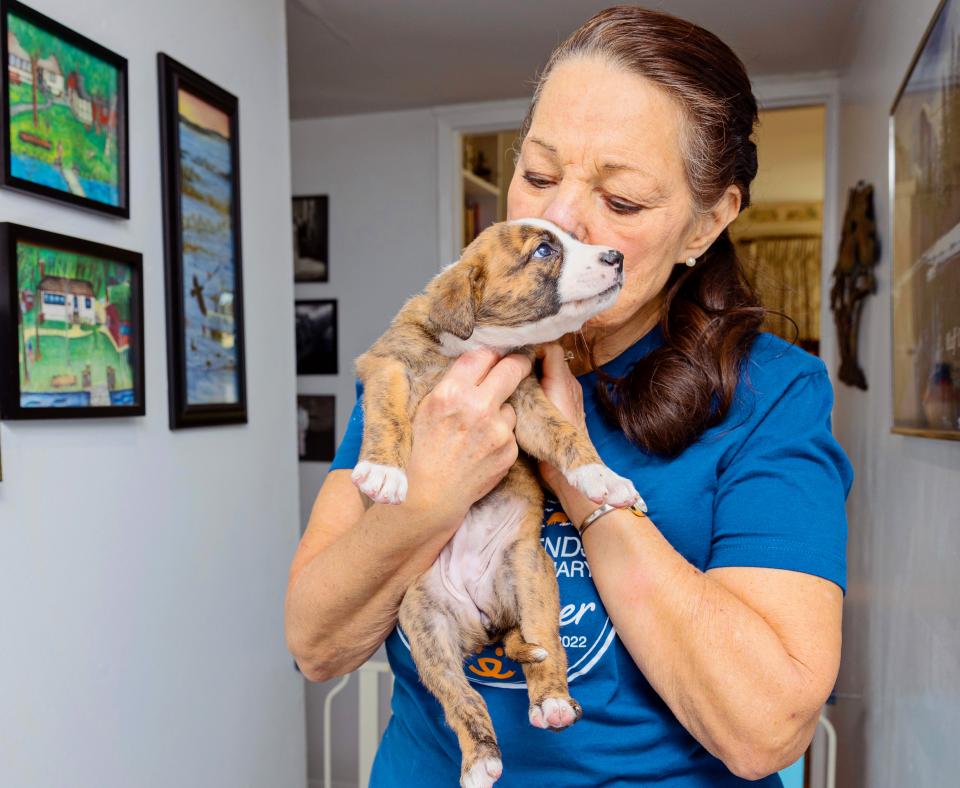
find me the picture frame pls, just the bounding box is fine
[293,194,329,282]
[0,0,129,217]
[0,222,145,419]
[296,394,335,462]
[158,53,246,429]
[295,299,337,375]
[890,0,960,440]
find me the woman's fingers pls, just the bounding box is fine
[499,402,517,433]
[479,353,532,404]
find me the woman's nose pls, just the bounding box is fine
[541,186,588,242]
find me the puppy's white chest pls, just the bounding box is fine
[432,494,527,630]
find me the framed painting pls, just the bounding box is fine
[296,394,335,462]
[0,0,129,217]
[293,194,328,282]
[0,223,144,419]
[158,53,246,429]
[295,299,337,375]
[891,0,960,440]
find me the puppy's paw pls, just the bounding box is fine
[460,756,502,788]
[528,696,582,731]
[351,461,408,504]
[565,463,640,508]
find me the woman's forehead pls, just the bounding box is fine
[526,57,685,182]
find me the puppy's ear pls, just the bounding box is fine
[427,264,480,340]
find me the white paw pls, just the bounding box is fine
[565,463,640,507]
[528,696,581,730]
[529,647,548,662]
[351,461,408,504]
[460,756,502,788]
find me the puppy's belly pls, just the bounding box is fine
[425,493,527,634]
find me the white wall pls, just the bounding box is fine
[290,108,440,786]
[0,2,305,787]
[830,0,960,785]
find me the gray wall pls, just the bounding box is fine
[290,108,440,787]
[0,1,305,786]
[830,0,960,785]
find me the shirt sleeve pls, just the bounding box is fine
[329,380,365,471]
[707,369,853,592]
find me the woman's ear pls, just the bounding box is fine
[681,185,742,260]
[427,264,478,340]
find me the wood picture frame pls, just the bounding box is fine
[0,0,129,217]
[158,53,246,429]
[0,222,145,419]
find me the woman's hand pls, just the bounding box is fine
[405,348,532,524]
[536,343,596,522]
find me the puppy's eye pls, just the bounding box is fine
[532,242,556,259]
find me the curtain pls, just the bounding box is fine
[735,234,822,355]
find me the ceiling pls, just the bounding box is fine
[286,0,862,119]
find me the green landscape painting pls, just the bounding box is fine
[16,241,135,407]
[6,10,121,206]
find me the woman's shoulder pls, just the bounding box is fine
[721,332,835,436]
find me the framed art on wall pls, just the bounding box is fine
[0,0,129,217]
[891,0,960,440]
[0,223,144,419]
[158,53,246,429]
[296,394,334,462]
[295,299,337,375]
[293,194,328,282]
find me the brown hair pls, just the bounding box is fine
[519,6,765,456]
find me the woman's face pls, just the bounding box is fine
[507,56,734,337]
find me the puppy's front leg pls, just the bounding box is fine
[353,355,412,504]
[510,376,640,508]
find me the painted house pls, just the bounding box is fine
[37,54,64,97]
[7,31,31,85]
[66,71,93,127]
[37,276,96,325]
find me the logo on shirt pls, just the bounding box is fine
[396,496,617,690]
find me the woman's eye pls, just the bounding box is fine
[532,242,555,258]
[607,197,642,215]
[522,172,553,189]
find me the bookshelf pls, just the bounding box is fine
[461,129,519,247]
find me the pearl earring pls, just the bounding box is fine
[685,256,697,267]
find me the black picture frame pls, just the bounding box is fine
[293,194,329,282]
[0,222,145,419]
[0,0,129,217]
[295,299,338,375]
[296,394,335,462]
[158,53,246,429]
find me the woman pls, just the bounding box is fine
[285,6,852,786]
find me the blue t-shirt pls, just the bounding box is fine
[329,329,853,787]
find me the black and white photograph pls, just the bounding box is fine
[292,194,328,282]
[296,394,334,462]
[294,298,336,375]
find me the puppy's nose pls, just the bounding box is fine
[600,249,624,269]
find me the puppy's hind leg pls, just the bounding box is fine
[399,580,503,788]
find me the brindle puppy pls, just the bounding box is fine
[351,218,641,788]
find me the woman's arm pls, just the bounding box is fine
[537,344,842,780]
[285,470,467,681]
[550,485,840,780]
[285,349,532,681]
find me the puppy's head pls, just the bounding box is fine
[427,218,623,351]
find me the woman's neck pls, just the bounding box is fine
[566,299,663,375]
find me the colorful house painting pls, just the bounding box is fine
[37,275,96,324]
[66,71,92,127]
[37,53,63,97]
[7,31,31,85]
